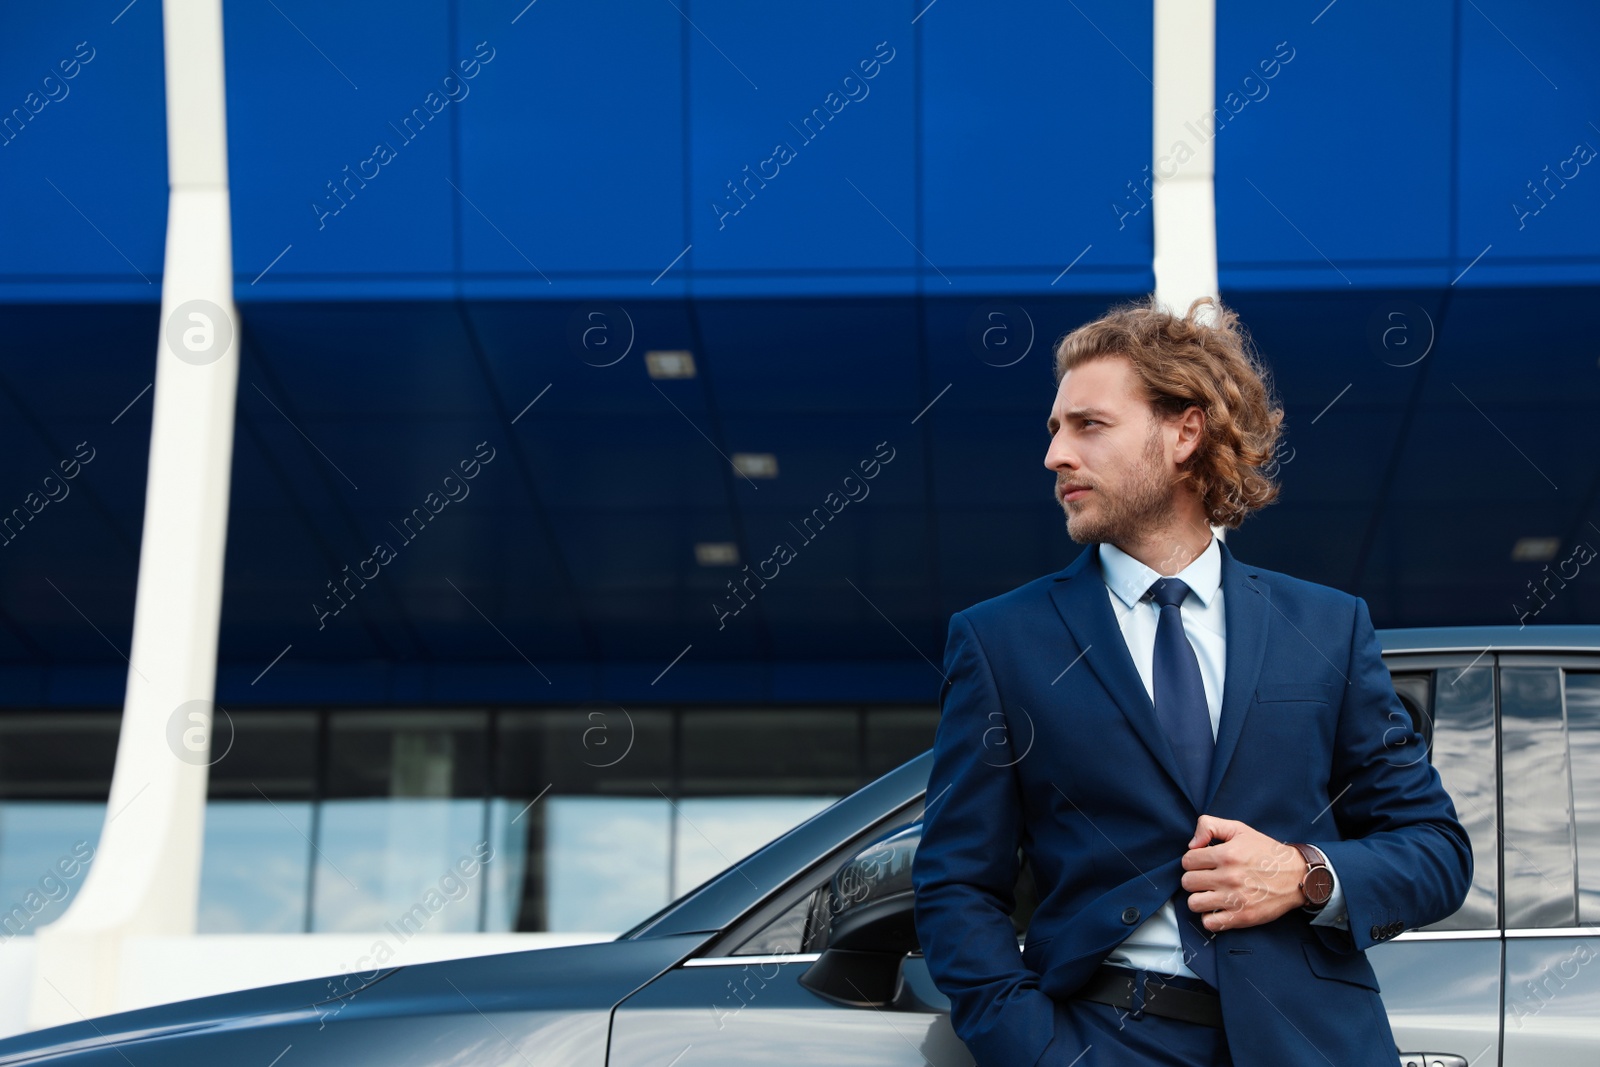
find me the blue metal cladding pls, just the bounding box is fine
[1214,1,1457,290]
[1217,0,1600,291]
[0,4,167,301]
[1455,0,1600,285]
[920,1,1153,289]
[455,0,686,287]
[3,0,1599,709]
[0,9,166,704]
[4,0,1595,300]
[685,3,915,288]
[221,0,461,292]
[0,303,157,705]
[224,0,1154,301]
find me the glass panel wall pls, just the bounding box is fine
[193,704,937,935]
[0,712,117,940]
[200,710,316,933]
[541,796,669,932]
[312,712,489,934]
[493,707,675,932]
[0,705,935,936]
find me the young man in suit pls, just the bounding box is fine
[911,295,1471,1067]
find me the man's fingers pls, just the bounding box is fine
[1189,899,1269,932]
[1185,889,1229,913]
[1188,814,1242,848]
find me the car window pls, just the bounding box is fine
[731,891,814,956]
[717,800,924,957]
[1389,672,1434,752]
[1416,662,1499,930]
[732,827,1036,957]
[1501,665,1578,928]
[1566,672,1600,924]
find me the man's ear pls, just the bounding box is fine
[1172,405,1205,464]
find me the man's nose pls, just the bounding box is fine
[1044,434,1078,472]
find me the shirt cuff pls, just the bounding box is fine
[1308,850,1349,929]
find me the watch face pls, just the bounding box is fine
[1305,866,1334,905]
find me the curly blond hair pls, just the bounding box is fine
[1052,294,1285,529]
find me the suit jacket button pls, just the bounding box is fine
[1121,907,1141,925]
[1370,924,1384,940]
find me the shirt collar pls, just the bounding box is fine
[1098,536,1222,612]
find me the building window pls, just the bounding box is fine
[200,710,316,933]
[0,712,117,940]
[192,704,938,935]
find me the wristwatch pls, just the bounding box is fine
[1290,842,1333,913]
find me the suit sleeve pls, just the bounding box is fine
[911,611,1058,1067]
[1310,596,1474,953]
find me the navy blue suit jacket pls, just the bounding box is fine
[911,541,1472,1067]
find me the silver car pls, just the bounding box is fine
[1,625,1593,1067]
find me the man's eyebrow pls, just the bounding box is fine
[1047,407,1114,432]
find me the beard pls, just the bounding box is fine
[1062,422,1176,546]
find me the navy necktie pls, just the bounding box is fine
[1147,576,1219,987]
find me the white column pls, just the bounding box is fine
[30,0,238,1027]
[1151,0,1224,542]
[1151,0,1219,315]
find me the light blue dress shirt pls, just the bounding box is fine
[1095,537,1348,979]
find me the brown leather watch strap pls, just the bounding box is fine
[1290,842,1333,912]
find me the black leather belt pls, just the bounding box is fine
[1072,965,1223,1029]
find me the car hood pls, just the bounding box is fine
[0,934,707,1066]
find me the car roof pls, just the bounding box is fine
[1378,623,1600,655]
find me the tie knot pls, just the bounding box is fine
[1147,576,1191,610]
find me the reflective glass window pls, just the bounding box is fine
[1501,666,1577,928]
[1566,672,1600,924]
[1422,664,1499,930]
[0,712,116,938]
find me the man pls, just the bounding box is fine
[910,295,1471,1067]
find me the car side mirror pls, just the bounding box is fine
[799,823,920,1007]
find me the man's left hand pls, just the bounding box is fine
[1179,814,1307,931]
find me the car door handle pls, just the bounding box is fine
[1398,1055,1468,1067]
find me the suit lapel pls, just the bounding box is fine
[1204,540,1270,809]
[1046,544,1195,806]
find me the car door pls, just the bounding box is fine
[1498,656,1600,1067]
[607,804,979,1067]
[1367,653,1503,1067]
